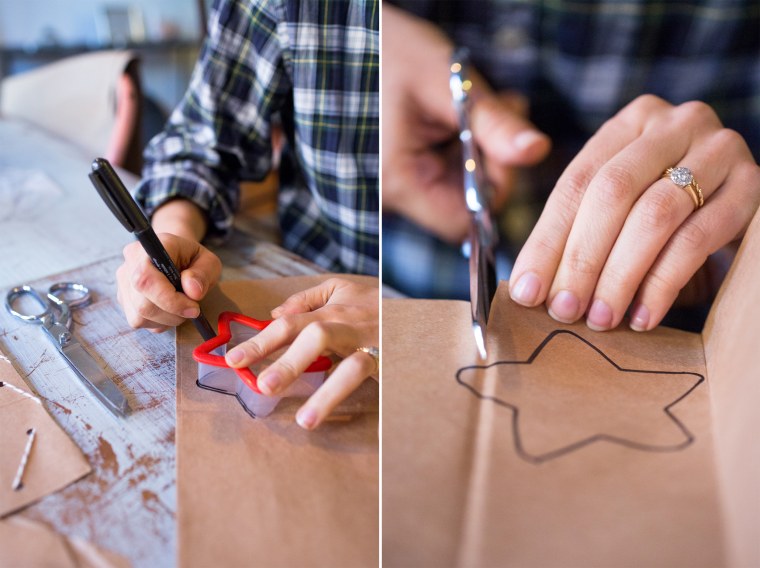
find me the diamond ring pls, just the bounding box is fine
[356,346,380,375]
[663,166,704,210]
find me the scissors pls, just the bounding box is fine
[450,48,499,360]
[5,282,130,417]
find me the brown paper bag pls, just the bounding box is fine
[177,275,379,568]
[384,209,760,567]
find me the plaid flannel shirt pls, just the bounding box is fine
[385,0,760,301]
[136,0,379,275]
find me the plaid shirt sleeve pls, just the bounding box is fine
[136,0,379,276]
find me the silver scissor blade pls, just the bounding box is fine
[469,219,497,360]
[60,342,130,417]
[472,322,487,361]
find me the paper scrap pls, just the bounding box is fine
[0,516,129,568]
[0,352,91,517]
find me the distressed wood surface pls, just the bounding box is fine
[0,236,321,568]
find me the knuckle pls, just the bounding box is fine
[639,187,682,231]
[644,267,684,298]
[238,340,265,362]
[125,310,144,329]
[531,232,565,260]
[135,297,158,319]
[343,354,368,376]
[122,242,139,260]
[274,358,300,380]
[619,94,667,124]
[673,220,710,252]
[675,100,719,128]
[738,162,760,187]
[710,128,745,152]
[556,172,588,211]
[131,263,153,293]
[633,93,666,109]
[595,164,636,207]
[276,315,299,337]
[564,247,599,277]
[599,262,631,291]
[304,320,330,343]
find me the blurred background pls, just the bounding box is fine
[0,0,207,174]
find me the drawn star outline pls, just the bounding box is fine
[455,330,704,464]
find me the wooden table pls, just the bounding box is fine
[0,118,322,567]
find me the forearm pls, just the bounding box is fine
[151,198,207,242]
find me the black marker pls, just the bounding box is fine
[89,158,217,341]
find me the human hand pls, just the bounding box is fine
[381,3,550,243]
[224,278,379,430]
[509,95,760,331]
[116,233,222,332]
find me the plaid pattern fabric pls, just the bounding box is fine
[384,0,760,300]
[136,0,379,275]
[392,0,760,161]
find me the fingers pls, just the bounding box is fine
[471,89,551,166]
[227,318,377,431]
[270,278,338,317]
[509,111,649,308]
[586,131,739,330]
[180,252,222,301]
[256,321,346,396]
[295,352,377,431]
[510,95,759,333]
[544,124,696,324]
[116,236,220,330]
[225,278,379,429]
[630,160,760,330]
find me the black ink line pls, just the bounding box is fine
[195,380,262,420]
[455,329,704,464]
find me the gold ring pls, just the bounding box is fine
[356,346,380,375]
[663,167,704,210]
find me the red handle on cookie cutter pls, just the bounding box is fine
[192,311,332,394]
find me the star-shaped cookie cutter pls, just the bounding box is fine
[192,311,332,417]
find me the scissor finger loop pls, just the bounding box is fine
[48,282,91,309]
[5,285,54,323]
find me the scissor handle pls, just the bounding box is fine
[6,285,54,323]
[48,282,91,309]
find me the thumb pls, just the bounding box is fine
[178,248,222,302]
[470,87,551,166]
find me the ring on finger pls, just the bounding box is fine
[663,166,705,210]
[355,346,380,375]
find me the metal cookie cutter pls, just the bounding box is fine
[193,312,332,418]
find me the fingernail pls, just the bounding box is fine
[587,299,613,331]
[187,277,204,297]
[511,272,541,306]
[296,407,318,430]
[259,370,281,394]
[630,303,650,332]
[513,130,545,151]
[548,290,580,323]
[226,348,244,365]
[182,307,200,318]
